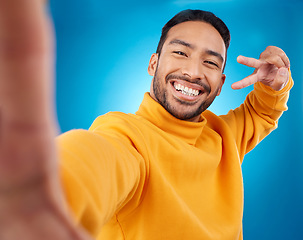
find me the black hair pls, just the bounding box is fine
[156,9,230,55]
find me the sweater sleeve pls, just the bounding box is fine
[220,71,293,162]
[57,128,145,238]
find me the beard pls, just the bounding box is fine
[152,69,219,121]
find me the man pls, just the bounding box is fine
[0,1,292,240]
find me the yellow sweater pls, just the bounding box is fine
[57,80,292,240]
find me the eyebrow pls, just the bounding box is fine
[169,39,195,49]
[205,49,224,64]
[168,38,224,64]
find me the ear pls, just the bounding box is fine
[148,53,159,76]
[216,74,226,96]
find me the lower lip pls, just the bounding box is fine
[170,82,201,102]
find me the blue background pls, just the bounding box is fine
[49,0,303,239]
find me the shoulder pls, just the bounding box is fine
[90,111,141,131]
[88,112,148,144]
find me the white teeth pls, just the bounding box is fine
[174,82,200,97]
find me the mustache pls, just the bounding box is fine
[166,74,211,93]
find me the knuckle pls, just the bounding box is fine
[265,45,279,52]
[271,55,281,62]
[265,46,274,51]
[262,46,285,59]
[263,55,283,67]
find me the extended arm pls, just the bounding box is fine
[221,46,293,161]
[0,1,91,239]
[57,128,144,237]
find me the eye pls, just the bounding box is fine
[173,51,188,57]
[204,60,219,68]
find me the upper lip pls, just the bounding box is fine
[166,74,210,93]
[169,79,210,94]
[170,79,204,91]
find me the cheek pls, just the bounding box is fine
[205,72,223,91]
[154,67,167,84]
[157,56,181,75]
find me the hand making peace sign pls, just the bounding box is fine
[232,46,290,91]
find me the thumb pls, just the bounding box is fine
[271,67,289,91]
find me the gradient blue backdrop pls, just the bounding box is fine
[50,0,303,239]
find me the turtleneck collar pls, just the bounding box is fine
[135,93,207,145]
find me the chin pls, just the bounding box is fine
[165,104,203,121]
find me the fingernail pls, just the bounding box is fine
[280,68,288,76]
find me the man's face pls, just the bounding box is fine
[148,21,226,122]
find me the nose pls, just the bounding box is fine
[181,57,204,80]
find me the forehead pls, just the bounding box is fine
[163,21,226,56]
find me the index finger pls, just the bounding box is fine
[237,55,263,69]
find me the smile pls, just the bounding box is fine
[173,82,200,97]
